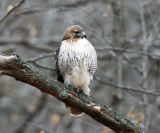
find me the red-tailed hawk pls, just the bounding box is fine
[55,25,97,116]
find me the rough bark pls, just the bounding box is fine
[0,54,144,133]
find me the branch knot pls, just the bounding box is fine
[59,90,69,101]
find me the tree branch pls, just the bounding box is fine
[96,47,160,61]
[94,76,160,96]
[0,54,144,133]
[0,37,160,61]
[25,52,55,63]
[25,53,159,96]
[0,0,25,24]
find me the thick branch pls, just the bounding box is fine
[0,54,144,133]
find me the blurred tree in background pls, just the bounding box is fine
[0,0,160,133]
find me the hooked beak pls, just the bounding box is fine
[77,32,86,38]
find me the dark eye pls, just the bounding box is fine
[75,31,80,34]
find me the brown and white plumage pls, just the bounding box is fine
[55,25,97,116]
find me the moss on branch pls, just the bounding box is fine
[0,54,144,133]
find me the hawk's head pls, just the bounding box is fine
[62,25,86,41]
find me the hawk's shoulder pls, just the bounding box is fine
[55,43,64,83]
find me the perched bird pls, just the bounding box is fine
[55,25,97,116]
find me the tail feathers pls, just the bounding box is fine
[70,107,83,117]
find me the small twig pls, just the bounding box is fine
[94,76,160,96]
[0,37,159,61]
[34,62,55,71]
[122,55,142,75]
[96,47,160,61]
[0,0,25,24]
[25,52,55,63]
[24,53,55,71]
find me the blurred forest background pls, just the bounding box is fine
[0,0,160,133]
